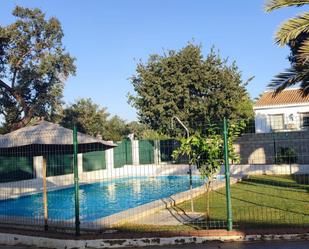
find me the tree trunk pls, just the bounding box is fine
[10,113,33,131]
[205,182,211,221]
[0,79,35,131]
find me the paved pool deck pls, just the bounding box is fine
[123,177,240,227]
[133,207,204,226]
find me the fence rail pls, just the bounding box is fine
[0,119,308,235]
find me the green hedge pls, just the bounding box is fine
[83,151,106,172]
[0,156,34,183]
[160,139,180,162]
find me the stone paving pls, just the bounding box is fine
[133,205,204,226]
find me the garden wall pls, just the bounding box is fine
[220,164,309,176]
[234,131,309,164]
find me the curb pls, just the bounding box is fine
[0,232,308,249]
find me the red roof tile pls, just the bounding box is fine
[254,89,309,107]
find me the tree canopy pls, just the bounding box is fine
[105,116,130,141]
[128,43,253,136]
[60,98,162,141]
[61,98,109,138]
[0,6,75,132]
[265,0,309,94]
[127,121,169,140]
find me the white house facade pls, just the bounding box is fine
[254,89,309,133]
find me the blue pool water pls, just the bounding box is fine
[0,175,212,222]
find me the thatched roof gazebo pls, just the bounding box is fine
[0,121,116,232]
[0,121,116,156]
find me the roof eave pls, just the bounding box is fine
[254,102,309,110]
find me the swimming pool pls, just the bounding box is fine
[0,175,211,222]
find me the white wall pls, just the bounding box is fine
[254,104,309,133]
[220,164,309,176]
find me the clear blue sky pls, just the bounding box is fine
[1,1,305,121]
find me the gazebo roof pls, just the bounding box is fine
[0,121,116,155]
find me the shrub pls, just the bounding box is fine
[276,147,297,164]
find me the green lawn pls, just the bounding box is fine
[119,175,309,232]
[179,175,309,229]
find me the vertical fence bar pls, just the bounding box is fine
[42,157,48,231]
[223,117,233,231]
[73,126,80,235]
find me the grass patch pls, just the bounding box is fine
[116,224,196,233]
[118,175,309,232]
[178,174,309,229]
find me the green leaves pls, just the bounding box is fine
[172,123,241,180]
[129,43,253,136]
[60,98,165,141]
[265,0,309,93]
[265,0,309,12]
[275,12,309,46]
[61,98,109,138]
[0,6,75,131]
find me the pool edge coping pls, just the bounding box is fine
[0,177,239,230]
[83,177,240,229]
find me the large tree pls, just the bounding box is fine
[61,99,131,141]
[127,121,169,140]
[105,116,130,141]
[265,0,309,94]
[0,6,75,132]
[128,43,253,136]
[61,98,109,138]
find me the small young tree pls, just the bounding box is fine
[173,124,241,219]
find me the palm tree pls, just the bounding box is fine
[265,0,309,94]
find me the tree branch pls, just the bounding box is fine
[0,79,27,110]
[12,49,33,88]
[0,78,33,130]
[0,78,12,93]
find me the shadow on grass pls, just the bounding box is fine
[116,175,309,234]
[292,174,309,185]
[117,213,309,233]
[242,175,309,193]
[212,189,309,217]
[234,181,309,204]
[182,205,309,230]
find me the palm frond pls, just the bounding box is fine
[268,66,307,93]
[297,36,309,60]
[275,12,309,46]
[265,0,309,12]
[299,71,309,94]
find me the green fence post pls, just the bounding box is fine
[73,125,80,236]
[223,117,233,231]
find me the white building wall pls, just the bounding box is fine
[254,104,309,133]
